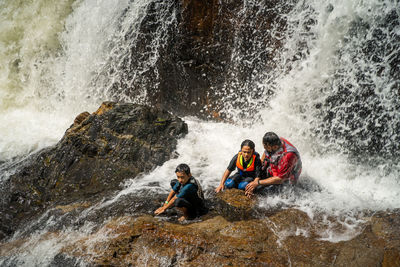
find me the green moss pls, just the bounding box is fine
[43,156,51,166]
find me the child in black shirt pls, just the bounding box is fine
[215,139,262,193]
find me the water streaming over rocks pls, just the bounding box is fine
[0,0,400,265]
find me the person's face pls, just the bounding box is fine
[176,171,190,184]
[263,143,280,154]
[241,145,254,161]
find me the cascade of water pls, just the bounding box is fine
[0,0,399,264]
[0,0,172,162]
[253,0,400,239]
[0,0,77,162]
[264,0,400,162]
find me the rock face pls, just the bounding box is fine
[0,102,188,240]
[111,0,290,118]
[53,200,400,266]
[166,0,289,117]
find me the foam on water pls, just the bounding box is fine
[0,0,76,162]
[103,0,400,243]
[115,116,400,243]
[0,0,152,163]
[0,221,97,267]
[0,108,69,161]
[0,0,399,260]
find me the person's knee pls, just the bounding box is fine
[170,179,179,189]
[230,173,242,183]
[175,197,192,208]
[174,197,184,207]
[224,178,236,189]
[238,181,249,190]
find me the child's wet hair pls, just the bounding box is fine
[175,163,191,175]
[240,139,255,150]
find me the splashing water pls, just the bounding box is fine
[0,0,174,162]
[0,0,400,263]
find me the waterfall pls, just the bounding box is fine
[0,0,399,265]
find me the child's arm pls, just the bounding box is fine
[165,189,176,203]
[154,189,176,215]
[215,169,231,193]
[216,154,237,193]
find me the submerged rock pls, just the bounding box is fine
[55,209,400,266]
[1,181,399,266]
[0,102,188,240]
[211,189,258,221]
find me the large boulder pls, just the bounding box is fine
[52,209,400,266]
[211,189,258,221]
[1,182,399,266]
[0,102,188,240]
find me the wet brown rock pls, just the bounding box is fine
[2,204,400,266]
[0,102,188,240]
[212,189,257,221]
[63,215,285,266]
[57,209,400,266]
[217,188,255,209]
[268,208,313,236]
[370,211,400,267]
[73,111,90,125]
[334,225,385,266]
[371,211,400,242]
[55,202,92,214]
[383,249,400,267]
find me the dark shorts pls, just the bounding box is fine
[170,180,207,219]
[229,173,254,184]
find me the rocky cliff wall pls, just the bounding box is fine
[110,0,290,119]
[0,102,187,240]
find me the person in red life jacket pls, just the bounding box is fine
[245,132,302,198]
[215,139,262,193]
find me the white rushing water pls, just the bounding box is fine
[0,0,400,264]
[112,0,400,219]
[0,0,165,162]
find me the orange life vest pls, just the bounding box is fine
[236,152,256,172]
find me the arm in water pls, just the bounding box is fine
[155,189,177,215]
[245,176,284,197]
[245,153,298,197]
[244,152,264,197]
[215,169,232,193]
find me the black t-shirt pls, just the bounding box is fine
[226,152,262,178]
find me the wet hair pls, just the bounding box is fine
[262,132,281,147]
[241,139,255,150]
[175,163,191,175]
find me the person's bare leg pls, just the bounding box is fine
[176,207,189,221]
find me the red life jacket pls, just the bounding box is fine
[236,152,256,172]
[263,138,302,183]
